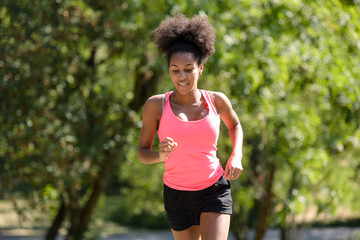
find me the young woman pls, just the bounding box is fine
[138,14,244,240]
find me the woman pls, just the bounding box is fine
[138,14,243,240]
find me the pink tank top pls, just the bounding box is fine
[158,90,224,191]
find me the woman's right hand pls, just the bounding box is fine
[159,137,178,162]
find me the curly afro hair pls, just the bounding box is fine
[154,14,216,66]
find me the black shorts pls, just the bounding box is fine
[163,175,232,231]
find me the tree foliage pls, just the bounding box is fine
[1,0,359,240]
[1,0,164,239]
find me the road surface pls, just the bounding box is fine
[1,227,360,240]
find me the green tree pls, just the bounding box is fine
[1,0,166,239]
[210,1,360,239]
[113,1,360,240]
[1,1,359,240]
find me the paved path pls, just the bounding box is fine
[1,227,360,240]
[108,228,360,240]
[248,227,360,240]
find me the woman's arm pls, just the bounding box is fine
[138,95,177,164]
[212,92,244,180]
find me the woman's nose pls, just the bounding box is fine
[179,71,186,79]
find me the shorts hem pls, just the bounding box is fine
[169,210,232,231]
[170,223,199,232]
[201,209,232,215]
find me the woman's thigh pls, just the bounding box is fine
[171,225,201,240]
[200,212,230,240]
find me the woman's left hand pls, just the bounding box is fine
[224,153,243,180]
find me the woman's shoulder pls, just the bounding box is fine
[146,94,165,104]
[206,90,230,103]
[144,94,165,109]
[142,94,165,118]
[206,90,232,114]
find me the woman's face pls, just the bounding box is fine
[169,52,203,95]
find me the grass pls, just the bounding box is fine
[0,199,134,238]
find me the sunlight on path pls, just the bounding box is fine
[1,228,360,240]
[92,228,360,240]
[247,228,360,240]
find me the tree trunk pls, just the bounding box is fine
[281,169,300,240]
[73,169,108,240]
[45,201,66,240]
[66,189,81,240]
[77,174,106,234]
[129,54,161,111]
[281,225,288,240]
[253,162,276,240]
[65,153,113,240]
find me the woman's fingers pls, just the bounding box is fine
[230,168,242,179]
[224,164,231,180]
[160,137,177,148]
[159,137,177,161]
[225,165,243,180]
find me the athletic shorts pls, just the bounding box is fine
[163,175,232,231]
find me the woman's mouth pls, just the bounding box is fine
[178,82,189,86]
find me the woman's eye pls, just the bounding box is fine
[185,69,193,72]
[172,70,179,73]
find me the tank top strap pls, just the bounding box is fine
[162,92,172,111]
[200,90,218,115]
[159,92,171,122]
[165,91,172,101]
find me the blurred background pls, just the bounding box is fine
[1,0,359,240]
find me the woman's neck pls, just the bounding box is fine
[172,89,202,105]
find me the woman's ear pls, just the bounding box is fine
[199,64,204,75]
